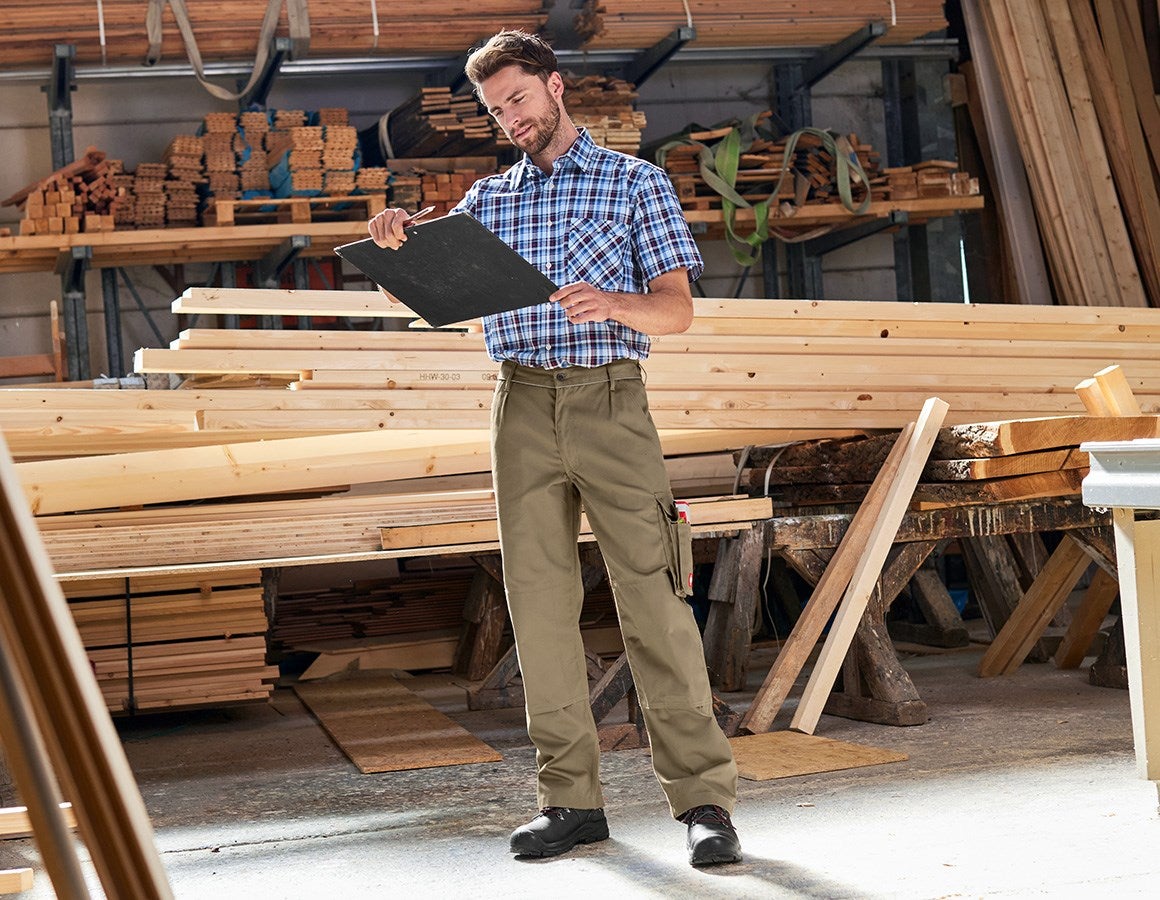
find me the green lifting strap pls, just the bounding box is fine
[658,121,873,266]
[145,0,310,103]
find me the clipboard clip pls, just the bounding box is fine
[404,205,437,227]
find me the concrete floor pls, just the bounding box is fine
[3,641,1160,899]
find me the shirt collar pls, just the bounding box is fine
[510,127,599,187]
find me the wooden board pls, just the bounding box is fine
[728,731,908,781]
[293,675,501,774]
[298,631,460,680]
[0,803,77,839]
[0,868,34,893]
[739,425,914,735]
[932,415,1160,458]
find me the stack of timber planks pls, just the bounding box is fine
[575,1,948,49]
[563,74,647,156]
[7,290,1160,578]
[384,157,500,218]
[117,289,1160,434]
[3,291,1160,459]
[271,562,619,668]
[0,2,550,68]
[968,0,1160,307]
[63,569,276,713]
[384,88,511,158]
[162,135,204,227]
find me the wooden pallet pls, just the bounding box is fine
[202,192,386,227]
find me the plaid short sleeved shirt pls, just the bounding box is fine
[452,128,703,369]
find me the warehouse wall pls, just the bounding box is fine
[0,55,947,376]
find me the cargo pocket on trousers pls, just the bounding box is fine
[656,495,694,599]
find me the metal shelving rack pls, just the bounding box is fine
[5,22,966,380]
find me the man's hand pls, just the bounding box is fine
[550,269,694,335]
[368,207,416,249]
[551,282,613,324]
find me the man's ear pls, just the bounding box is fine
[546,70,565,100]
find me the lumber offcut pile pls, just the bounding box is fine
[1,147,122,236]
[967,0,1160,307]
[63,569,276,713]
[575,1,948,48]
[0,2,550,68]
[660,119,979,231]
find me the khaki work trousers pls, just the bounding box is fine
[491,358,737,818]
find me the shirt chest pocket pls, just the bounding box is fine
[567,218,633,290]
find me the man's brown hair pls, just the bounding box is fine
[464,30,558,88]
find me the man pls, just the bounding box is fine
[368,30,740,867]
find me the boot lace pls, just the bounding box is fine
[680,804,733,828]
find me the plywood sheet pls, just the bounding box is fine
[294,675,501,773]
[728,730,907,781]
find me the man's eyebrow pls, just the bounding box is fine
[490,89,523,114]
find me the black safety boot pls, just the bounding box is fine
[680,804,742,866]
[509,807,609,858]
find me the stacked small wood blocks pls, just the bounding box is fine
[563,73,647,155]
[162,134,204,226]
[266,114,326,194]
[384,157,499,216]
[238,110,271,192]
[6,147,123,234]
[882,161,979,200]
[356,165,389,194]
[111,169,136,228]
[203,111,242,199]
[65,569,276,713]
[133,162,169,228]
[319,108,358,195]
[662,123,796,212]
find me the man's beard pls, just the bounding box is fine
[510,102,562,157]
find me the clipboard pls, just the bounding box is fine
[335,213,558,328]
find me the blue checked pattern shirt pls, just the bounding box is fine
[451,128,703,369]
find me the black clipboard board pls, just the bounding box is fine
[335,213,558,328]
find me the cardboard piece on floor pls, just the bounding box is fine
[728,730,907,781]
[294,674,502,773]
